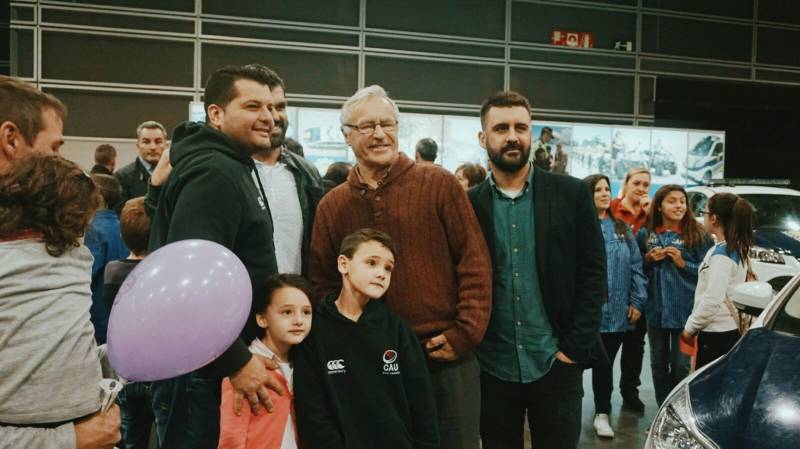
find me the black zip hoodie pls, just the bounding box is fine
[148,121,278,377]
[294,294,440,449]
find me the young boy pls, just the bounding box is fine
[295,228,439,449]
[218,273,314,449]
[85,173,129,343]
[103,197,153,449]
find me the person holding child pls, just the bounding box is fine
[0,155,120,449]
[297,228,439,449]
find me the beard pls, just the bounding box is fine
[270,118,288,148]
[487,141,531,173]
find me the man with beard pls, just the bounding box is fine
[309,85,492,449]
[251,69,323,275]
[467,91,606,449]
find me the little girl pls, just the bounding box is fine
[218,274,313,449]
[637,185,712,405]
[682,193,755,369]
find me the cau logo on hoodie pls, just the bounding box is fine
[382,349,400,375]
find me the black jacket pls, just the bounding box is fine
[148,122,278,377]
[114,158,151,211]
[90,164,113,175]
[294,295,439,449]
[274,149,324,275]
[467,166,607,365]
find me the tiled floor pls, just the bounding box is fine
[145,345,659,449]
[522,342,658,449]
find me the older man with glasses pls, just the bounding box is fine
[308,85,492,449]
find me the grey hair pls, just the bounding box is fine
[136,120,167,139]
[339,85,400,130]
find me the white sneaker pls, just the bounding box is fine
[593,413,615,438]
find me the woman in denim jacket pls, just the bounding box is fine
[585,174,647,439]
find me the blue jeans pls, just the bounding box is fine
[118,373,221,449]
[648,327,690,405]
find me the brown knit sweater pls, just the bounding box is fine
[309,153,492,356]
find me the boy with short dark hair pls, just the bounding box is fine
[295,228,439,449]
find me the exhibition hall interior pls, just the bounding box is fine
[3,1,800,449]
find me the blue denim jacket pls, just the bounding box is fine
[599,218,647,333]
[636,228,713,329]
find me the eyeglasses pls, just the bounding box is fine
[343,120,398,135]
[697,209,711,216]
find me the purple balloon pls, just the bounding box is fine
[107,239,251,381]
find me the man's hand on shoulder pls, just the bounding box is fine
[229,354,284,416]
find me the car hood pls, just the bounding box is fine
[690,327,800,449]
[755,229,800,257]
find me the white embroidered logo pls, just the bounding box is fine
[382,349,400,375]
[326,359,345,374]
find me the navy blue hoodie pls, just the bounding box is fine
[148,121,278,376]
[294,294,440,449]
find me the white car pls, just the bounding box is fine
[686,183,800,292]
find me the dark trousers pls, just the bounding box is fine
[696,330,740,369]
[429,353,482,449]
[591,332,625,414]
[647,327,690,406]
[619,315,647,398]
[118,382,154,449]
[480,361,583,449]
[119,373,221,449]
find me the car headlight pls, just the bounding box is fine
[749,246,786,264]
[645,385,718,449]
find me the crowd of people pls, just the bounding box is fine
[0,63,756,449]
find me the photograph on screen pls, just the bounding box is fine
[532,123,573,175]
[570,125,612,180]
[297,108,351,175]
[686,131,726,185]
[397,112,444,162]
[441,115,485,172]
[648,128,687,187]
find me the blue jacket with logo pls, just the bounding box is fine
[294,294,439,449]
[636,228,713,329]
[599,218,647,333]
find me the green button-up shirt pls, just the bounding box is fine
[477,164,559,383]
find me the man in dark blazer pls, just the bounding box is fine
[467,91,606,449]
[114,120,167,210]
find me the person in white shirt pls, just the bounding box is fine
[250,69,323,275]
[682,192,756,369]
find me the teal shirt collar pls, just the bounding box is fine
[488,162,534,197]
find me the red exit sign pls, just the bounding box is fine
[551,30,594,49]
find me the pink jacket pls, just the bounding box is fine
[218,347,296,449]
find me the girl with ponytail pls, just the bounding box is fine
[681,192,755,369]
